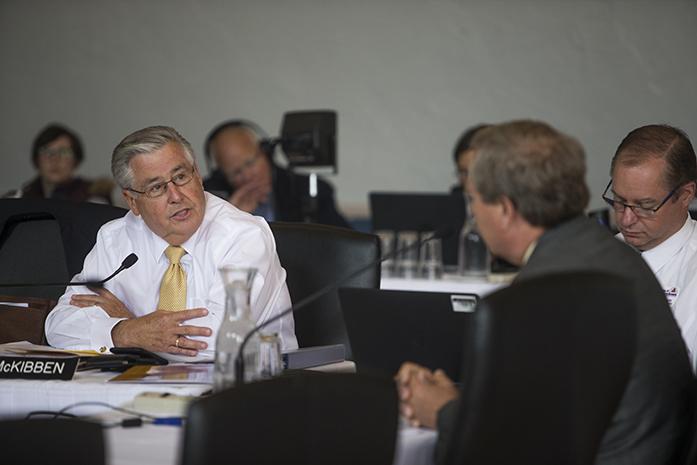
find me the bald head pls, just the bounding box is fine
[209,127,272,188]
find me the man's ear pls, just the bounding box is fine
[679,181,696,207]
[194,165,203,182]
[498,196,517,227]
[123,190,141,216]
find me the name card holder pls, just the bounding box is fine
[0,354,79,380]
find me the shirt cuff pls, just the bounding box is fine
[90,317,127,353]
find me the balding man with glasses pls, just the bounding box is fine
[45,126,298,358]
[604,124,697,369]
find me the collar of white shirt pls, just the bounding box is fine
[641,215,694,274]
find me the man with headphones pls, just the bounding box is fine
[203,120,350,228]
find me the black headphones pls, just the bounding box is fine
[203,119,271,171]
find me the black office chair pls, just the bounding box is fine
[0,199,126,343]
[269,222,381,357]
[676,381,697,465]
[181,372,398,465]
[441,271,636,465]
[0,418,105,465]
[0,198,127,299]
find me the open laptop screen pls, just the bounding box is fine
[339,288,477,380]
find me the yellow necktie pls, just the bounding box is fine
[158,245,187,311]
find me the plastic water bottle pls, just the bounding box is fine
[214,267,261,391]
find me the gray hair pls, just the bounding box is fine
[111,126,196,189]
[470,120,590,228]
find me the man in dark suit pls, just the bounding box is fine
[202,120,350,228]
[397,120,693,465]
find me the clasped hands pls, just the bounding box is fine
[395,362,460,429]
[229,179,271,213]
[70,287,212,357]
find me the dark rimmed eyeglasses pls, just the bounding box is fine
[601,180,680,219]
[38,146,74,159]
[127,167,195,199]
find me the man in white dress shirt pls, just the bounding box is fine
[605,124,697,368]
[45,125,297,358]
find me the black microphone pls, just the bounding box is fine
[234,227,454,384]
[0,253,139,288]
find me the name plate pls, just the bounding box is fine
[0,355,79,380]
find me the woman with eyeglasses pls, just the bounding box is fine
[4,123,113,204]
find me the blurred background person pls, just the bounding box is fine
[203,119,350,228]
[451,123,491,199]
[443,124,491,267]
[3,123,113,204]
[448,123,516,274]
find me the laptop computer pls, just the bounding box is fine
[369,191,463,232]
[369,192,465,266]
[339,288,478,380]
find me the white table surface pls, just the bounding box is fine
[0,369,210,419]
[381,273,509,296]
[1,362,436,465]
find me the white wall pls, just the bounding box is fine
[1,0,696,214]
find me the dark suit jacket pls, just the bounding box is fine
[203,166,350,229]
[436,216,693,465]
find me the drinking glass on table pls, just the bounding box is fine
[420,234,443,279]
[376,230,396,278]
[258,333,283,379]
[395,231,419,278]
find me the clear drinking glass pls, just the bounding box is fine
[376,230,396,277]
[259,333,283,379]
[420,235,443,279]
[395,231,419,278]
[458,213,490,277]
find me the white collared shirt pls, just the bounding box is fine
[619,216,697,370]
[45,192,298,357]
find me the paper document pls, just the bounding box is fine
[110,363,214,384]
[0,341,101,357]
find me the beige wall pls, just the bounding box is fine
[1,0,696,214]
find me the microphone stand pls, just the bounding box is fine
[234,228,451,384]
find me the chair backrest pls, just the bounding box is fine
[442,271,636,465]
[269,222,381,355]
[677,381,697,465]
[0,199,126,342]
[0,217,70,299]
[0,418,105,465]
[181,372,398,465]
[0,198,127,276]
